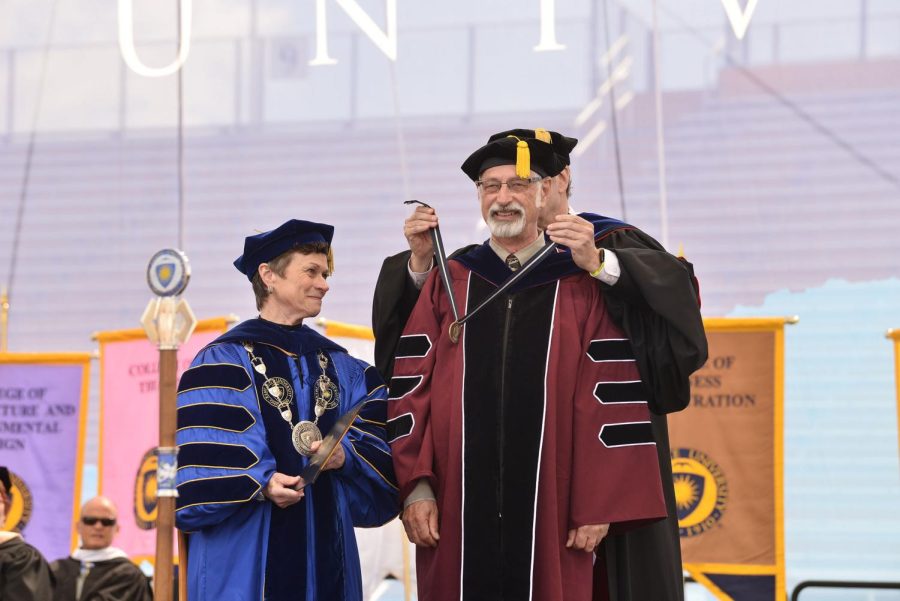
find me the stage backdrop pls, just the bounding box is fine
[93,317,231,563]
[0,352,91,561]
[669,317,791,601]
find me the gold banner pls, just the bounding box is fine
[315,317,375,341]
[669,317,790,600]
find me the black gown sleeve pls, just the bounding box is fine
[0,537,54,601]
[372,250,422,381]
[597,228,708,414]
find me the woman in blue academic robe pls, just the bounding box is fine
[175,219,399,601]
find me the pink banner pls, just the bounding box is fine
[97,327,224,561]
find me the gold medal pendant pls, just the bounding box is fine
[292,420,323,456]
[448,321,461,344]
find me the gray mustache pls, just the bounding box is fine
[489,203,525,217]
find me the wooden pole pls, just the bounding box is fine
[154,348,178,601]
[178,531,190,601]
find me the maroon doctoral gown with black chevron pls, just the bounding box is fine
[387,243,667,601]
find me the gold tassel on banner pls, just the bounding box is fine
[1,287,9,352]
[887,328,900,466]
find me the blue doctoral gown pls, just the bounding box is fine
[175,318,399,601]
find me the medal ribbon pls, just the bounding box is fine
[405,200,461,323]
[403,200,558,341]
[455,239,558,327]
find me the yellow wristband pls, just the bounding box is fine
[589,262,605,278]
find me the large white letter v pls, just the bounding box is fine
[720,0,759,40]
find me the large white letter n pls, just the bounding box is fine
[310,0,398,66]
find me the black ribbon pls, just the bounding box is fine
[456,239,558,327]
[404,200,461,323]
[403,200,558,342]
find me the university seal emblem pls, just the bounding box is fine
[671,447,728,537]
[134,448,158,530]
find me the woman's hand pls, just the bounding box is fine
[310,440,346,471]
[264,472,305,508]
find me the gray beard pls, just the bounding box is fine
[488,214,526,238]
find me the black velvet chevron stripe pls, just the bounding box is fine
[387,376,422,400]
[358,398,387,424]
[386,413,414,442]
[364,366,387,395]
[350,442,397,488]
[178,442,258,470]
[396,334,432,358]
[593,381,647,404]
[177,403,255,432]
[586,339,635,362]
[176,474,260,510]
[178,364,252,393]
[599,422,655,447]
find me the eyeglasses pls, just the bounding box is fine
[81,516,116,527]
[475,176,542,195]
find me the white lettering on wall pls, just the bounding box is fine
[118,0,193,77]
[533,0,566,52]
[720,0,759,40]
[310,0,398,66]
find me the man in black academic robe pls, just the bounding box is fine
[51,496,152,601]
[0,467,54,601]
[372,129,707,601]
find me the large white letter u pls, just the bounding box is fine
[118,0,193,77]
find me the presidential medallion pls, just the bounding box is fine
[292,421,323,456]
[448,321,461,344]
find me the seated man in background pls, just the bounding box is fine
[51,496,152,601]
[0,466,54,600]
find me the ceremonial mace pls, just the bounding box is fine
[140,249,197,601]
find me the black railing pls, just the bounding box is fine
[791,580,900,600]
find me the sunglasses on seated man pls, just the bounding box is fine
[81,516,116,527]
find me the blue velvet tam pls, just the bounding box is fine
[233,219,334,281]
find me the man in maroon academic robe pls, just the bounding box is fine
[386,135,666,601]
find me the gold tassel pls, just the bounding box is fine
[534,128,552,144]
[327,247,335,274]
[515,140,530,178]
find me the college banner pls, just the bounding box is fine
[0,352,91,561]
[668,317,792,601]
[888,328,900,463]
[94,316,232,563]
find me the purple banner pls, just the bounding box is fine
[0,358,89,561]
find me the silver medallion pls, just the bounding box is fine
[261,376,294,409]
[292,420,323,456]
